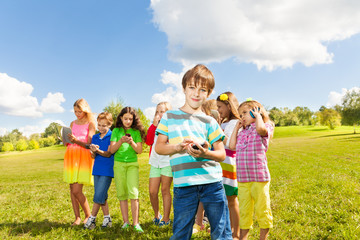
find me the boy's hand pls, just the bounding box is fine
[186,140,209,159]
[89,144,99,152]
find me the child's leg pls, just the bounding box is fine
[171,186,199,240]
[127,162,140,225]
[70,184,81,225]
[160,175,173,222]
[70,183,91,223]
[252,182,273,240]
[238,182,254,237]
[91,203,101,217]
[149,177,161,219]
[240,229,250,240]
[227,195,240,239]
[200,181,232,240]
[101,200,110,216]
[120,200,129,223]
[194,202,204,226]
[130,199,140,225]
[260,228,270,240]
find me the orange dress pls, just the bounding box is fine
[63,122,94,185]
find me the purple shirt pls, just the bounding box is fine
[236,122,274,182]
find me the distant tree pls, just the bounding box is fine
[29,133,41,141]
[269,107,285,126]
[341,89,360,133]
[282,108,299,126]
[39,136,56,148]
[43,122,61,144]
[28,139,40,150]
[293,106,313,125]
[2,142,14,152]
[16,139,28,151]
[103,98,124,129]
[318,108,341,130]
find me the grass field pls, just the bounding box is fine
[0,126,360,239]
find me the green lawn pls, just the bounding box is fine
[0,126,360,239]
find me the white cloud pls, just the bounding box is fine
[150,0,360,71]
[0,128,8,137]
[0,73,65,117]
[144,68,188,119]
[39,92,65,113]
[326,87,360,107]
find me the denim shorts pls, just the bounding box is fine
[93,175,112,204]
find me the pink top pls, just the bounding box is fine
[71,122,89,145]
[236,122,274,182]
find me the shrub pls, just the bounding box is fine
[2,142,14,152]
[28,139,40,150]
[16,139,28,151]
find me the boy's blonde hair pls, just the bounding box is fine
[73,98,95,123]
[97,112,113,126]
[182,64,215,96]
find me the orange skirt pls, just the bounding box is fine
[64,144,94,185]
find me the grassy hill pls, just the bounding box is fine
[0,126,359,239]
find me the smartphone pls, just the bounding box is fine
[125,133,131,137]
[250,107,261,118]
[192,143,206,150]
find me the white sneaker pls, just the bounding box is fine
[83,217,96,230]
[101,216,112,228]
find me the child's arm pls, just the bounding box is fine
[90,144,112,157]
[127,136,142,154]
[228,120,242,151]
[110,137,125,154]
[187,139,226,162]
[252,108,268,136]
[145,124,156,146]
[155,134,187,155]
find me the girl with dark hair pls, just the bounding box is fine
[109,106,145,233]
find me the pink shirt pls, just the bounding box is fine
[71,122,89,145]
[236,122,274,182]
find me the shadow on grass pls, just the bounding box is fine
[309,128,329,132]
[0,219,172,239]
[314,133,360,139]
[0,219,70,237]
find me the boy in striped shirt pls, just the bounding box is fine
[155,64,232,240]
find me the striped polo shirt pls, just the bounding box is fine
[156,109,225,187]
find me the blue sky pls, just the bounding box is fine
[1,0,360,137]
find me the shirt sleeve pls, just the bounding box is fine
[133,129,142,143]
[145,124,156,146]
[110,128,119,142]
[208,118,225,145]
[155,112,169,137]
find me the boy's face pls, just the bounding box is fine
[183,81,209,112]
[97,119,110,135]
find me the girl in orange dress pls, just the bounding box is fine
[64,98,96,225]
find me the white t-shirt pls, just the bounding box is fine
[149,134,171,168]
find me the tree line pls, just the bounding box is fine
[1,89,359,152]
[270,89,360,131]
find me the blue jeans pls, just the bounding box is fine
[171,181,232,240]
[93,175,112,204]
